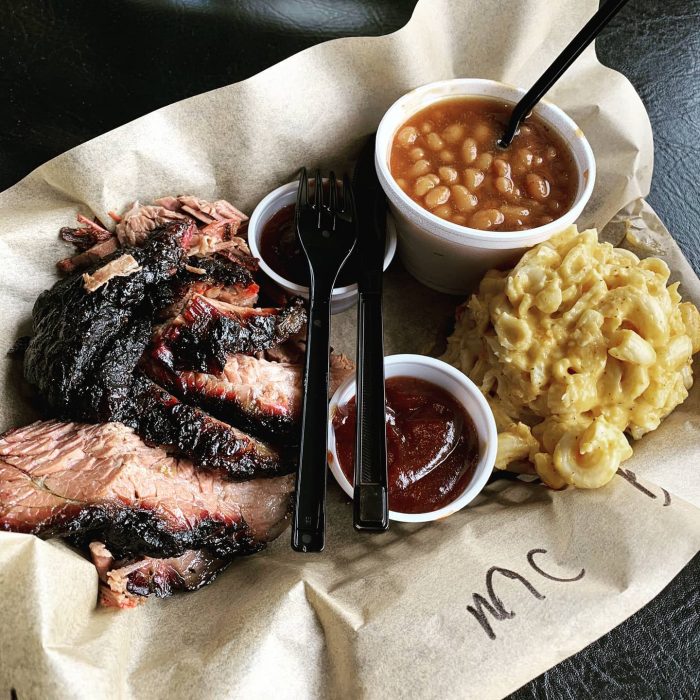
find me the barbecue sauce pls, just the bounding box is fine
[332,376,479,514]
[259,204,357,287]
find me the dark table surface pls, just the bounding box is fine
[1,1,698,698]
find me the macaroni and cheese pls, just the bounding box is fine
[442,226,700,489]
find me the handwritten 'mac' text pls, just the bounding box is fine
[466,548,585,640]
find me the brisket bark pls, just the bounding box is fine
[123,374,291,479]
[141,351,355,441]
[156,255,260,318]
[24,221,195,419]
[89,542,233,608]
[143,353,303,439]
[8,205,317,608]
[22,221,297,478]
[0,420,294,558]
[152,295,307,375]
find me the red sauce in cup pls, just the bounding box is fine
[259,204,357,287]
[332,376,479,514]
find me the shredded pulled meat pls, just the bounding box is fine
[57,195,252,274]
[117,195,249,248]
[116,201,188,247]
[155,195,248,226]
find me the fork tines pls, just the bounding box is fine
[297,167,353,221]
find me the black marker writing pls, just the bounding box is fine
[527,548,585,582]
[617,468,671,506]
[467,548,586,640]
[466,567,545,641]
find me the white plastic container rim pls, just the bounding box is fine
[327,354,498,523]
[375,78,596,250]
[248,180,398,300]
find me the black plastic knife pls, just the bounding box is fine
[351,136,389,531]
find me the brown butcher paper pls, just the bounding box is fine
[1,1,699,698]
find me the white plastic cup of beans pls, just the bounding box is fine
[375,78,596,295]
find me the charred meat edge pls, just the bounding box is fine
[24,221,292,478]
[142,353,302,440]
[128,373,293,479]
[142,351,355,442]
[0,420,294,560]
[24,221,196,419]
[90,543,233,609]
[152,294,307,375]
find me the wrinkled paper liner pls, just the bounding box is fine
[1,1,698,698]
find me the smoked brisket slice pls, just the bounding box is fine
[0,420,294,560]
[156,255,260,318]
[153,295,307,374]
[143,353,303,439]
[141,351,355,441]
[24,221,196,419]
[89,542,232,608]
[121,374,293,479]
[22,220,290,478]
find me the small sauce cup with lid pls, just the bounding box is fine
[327,354,498,523]
[248,181,397,314]
[375,78,596,294]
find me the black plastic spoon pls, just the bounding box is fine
[498,0,631,149]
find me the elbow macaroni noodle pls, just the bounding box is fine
[442,227,700,489]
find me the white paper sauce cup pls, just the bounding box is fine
[248,181,397,314]
[328,354,498,523]
[375,78,596,295]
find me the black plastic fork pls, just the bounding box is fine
[291,168,357,552]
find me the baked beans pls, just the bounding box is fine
[390,97,578,231]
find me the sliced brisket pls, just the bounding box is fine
[24,220,196,419]
[89,543,232,608]
[0,420,294,558]
[157,255,260,318]
[141,351,355,441]
[143,353,303,439]
[8,198,322,608]
[122,374,292,479]
[23,220,294,478]
[152,294,307,374]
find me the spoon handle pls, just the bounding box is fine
[499,0,631,147]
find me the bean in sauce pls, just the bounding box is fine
[390,97,578,231]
